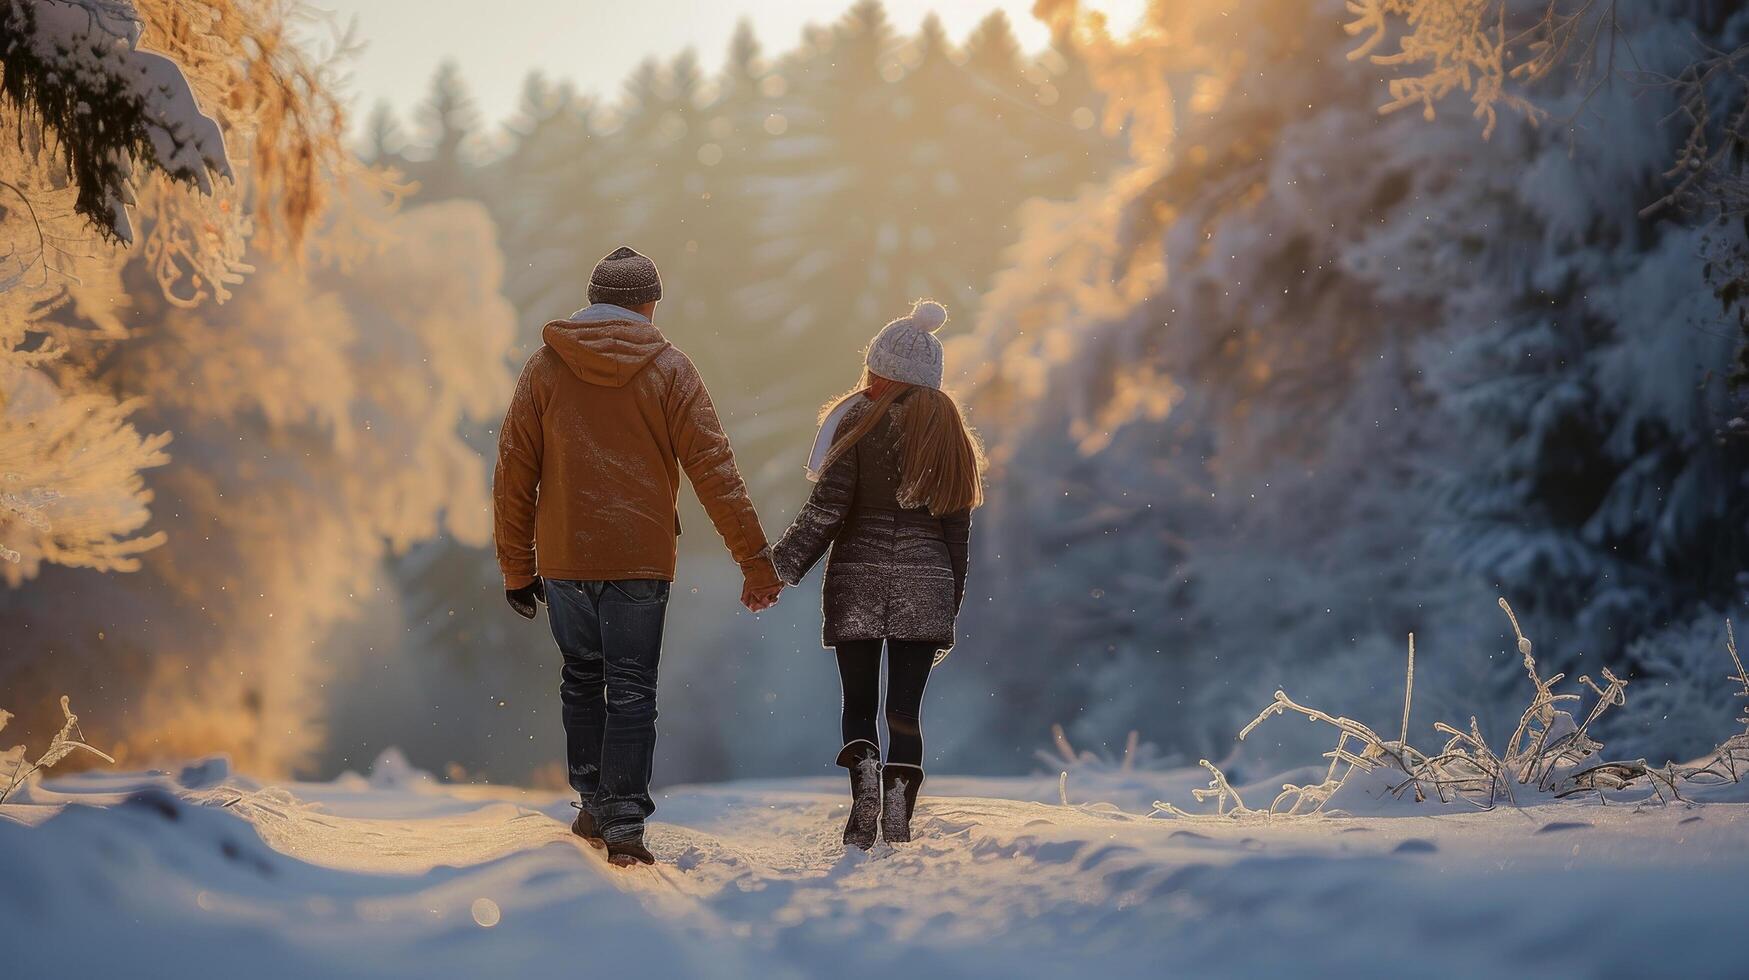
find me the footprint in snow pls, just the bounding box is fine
[1679,815,1703,825]
[1535,821,1593,834]
[1028,839,1086,864]
[1078,843,1138,870]
[1168,829,1210,841]
[1393,839,1437,854]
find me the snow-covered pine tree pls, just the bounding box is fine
[407,59,485,203]
[0,0,229,245]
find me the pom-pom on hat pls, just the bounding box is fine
[865,299,948,389]
[587,245,663,307]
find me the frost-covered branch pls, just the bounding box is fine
[1634,42,1749,222]
[0,695,115,805]
[1154,759,1262,819]
[1350,1,1749,361]
[1344,0,1564,138]
[1160,602,1747,820]
[0,371,171,583]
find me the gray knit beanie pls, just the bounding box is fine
[865,300,948,389]
[587,246,663,307]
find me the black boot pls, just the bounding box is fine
[606,833,655,867]
[836,739,882,850]
[881,763,924,843]
[569,802,605,849]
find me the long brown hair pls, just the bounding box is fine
[819,369,986,515]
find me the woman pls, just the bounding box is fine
[771,299,985,850]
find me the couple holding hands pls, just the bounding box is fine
[493,246,983,866]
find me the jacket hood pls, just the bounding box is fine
[542,304,671,387]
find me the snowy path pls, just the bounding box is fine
[5,762,1749,978]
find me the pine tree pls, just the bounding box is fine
[489,75,609,334]
[361,101,408,170]
[409,60,484,202]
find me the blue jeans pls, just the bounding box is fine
[546,578,670,842]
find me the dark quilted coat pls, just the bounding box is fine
[772,395,972,649]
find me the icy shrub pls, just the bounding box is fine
[0,696,114,805]
[1157,601,1749,819]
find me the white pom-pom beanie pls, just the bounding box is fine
[864,300,948,389]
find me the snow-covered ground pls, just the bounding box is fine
[4,755,1747,979]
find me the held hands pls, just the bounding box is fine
[506,576,546,619]
[739,550,784,613]
[741,578,783,613]
[741,555,784,613]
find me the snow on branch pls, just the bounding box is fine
[1352,0,1749,224]
[1633,42,1749,222]
[0,0,232,244]
[0,695,114,805]
[1345,0,1549,138]
[1157,600,1749,820]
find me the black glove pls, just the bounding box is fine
[506,576,546,620]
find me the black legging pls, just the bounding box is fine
[835,639,936,767]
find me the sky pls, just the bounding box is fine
[313,0,1147,134]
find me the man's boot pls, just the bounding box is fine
[881,763,924,843]
[569,802,605,849]
[606,833,655,867]
[836,739,882,850]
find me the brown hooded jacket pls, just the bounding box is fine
[493,306,778,590]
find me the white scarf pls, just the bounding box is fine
[805,393,863,481]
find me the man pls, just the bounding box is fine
[493,246,782,867]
